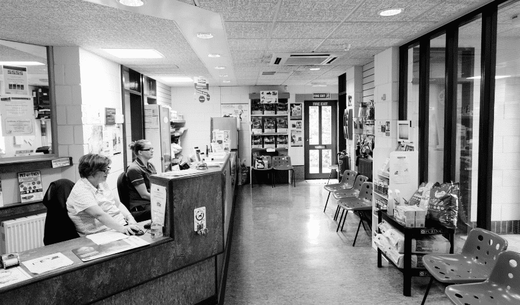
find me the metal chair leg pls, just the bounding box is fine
[421,277,434,305]
[353,217,363,246]
[324,192,331,212]
[336,209,345,232]
[334,205,340,220]
[340,209,349,231]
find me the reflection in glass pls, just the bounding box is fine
[457,16,481,235]
[407,45,420,126]
[428,34,446,183]
[492,0,520,236]
[309,106,319,145]
[0,40,50,159]
[322,106,331,144]
[322,149,331,173]
[309,150,319,173]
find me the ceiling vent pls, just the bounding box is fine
[262,71,276,75]
[270,53,338,66]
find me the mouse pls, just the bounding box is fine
[131,227,145,236]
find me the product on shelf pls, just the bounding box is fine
[277,101,288,114]
[276,117,288,132]
[263,104,276,115]
[374,234,425,268]
[263,135,275,148]
[252,135,263,148]
[378,221,451,254]
[251,117,263,134]
[263,117,276,133]
[276,135,288,148]
[251,99,263,115]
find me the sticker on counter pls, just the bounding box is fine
[150,183,166,226]
[194,207,206,232]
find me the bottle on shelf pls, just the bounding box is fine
[387,190,394,216]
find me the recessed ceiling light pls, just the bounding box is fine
[0,61,44,66]
[159,76,193,83]
[197,32,213,39]
[214,66,226,70]
[118,0,144,7]
[310,68,320,71]
[219,74,228,77]
[223,80,231,83]
[379,8,402,16]
[208,53,221,58]
[103,49,163,59]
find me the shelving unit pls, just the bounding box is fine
[377,210,454,296]
[143,76,157,105]
[250,97,289,150]
[170,118,186,165]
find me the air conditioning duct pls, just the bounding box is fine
[270,53,338,66]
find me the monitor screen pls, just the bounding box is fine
[397,121,410,142]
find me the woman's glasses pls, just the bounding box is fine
[101,167,111,174]
[141,148,154,151]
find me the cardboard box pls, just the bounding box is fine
[412,206,427,228]
[394,205,416,227]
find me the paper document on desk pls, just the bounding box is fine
[72,236,149,262]
[0,266,31,288]
[87,231,129,245]
[22,252,74,275]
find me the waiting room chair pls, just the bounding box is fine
[323,169,357,213]
[420,228,508,305]
[43,179,79,245]
[335,182,373,239]
[251,155,273,187]
[272,156,295,187]
[117,171,150,222]
[445,250,520,305]
[332,174,369,220]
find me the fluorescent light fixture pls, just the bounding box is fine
[467,75,512,80]
[159,76,193,83]
[222,80,231,83]
[118,0,144,7]
[309,67,320,71]
[219,74,228,77]
[214,66,226,70]
[0,61,44,66]
[312,84,327,87]
[208,53,221,58]
[379,8,402,16]
[197,32,213,39]
[103,49,163,59]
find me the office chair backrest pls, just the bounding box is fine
[43,179,79,245]
[117,171,131,209]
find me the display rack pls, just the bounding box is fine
[377,210,454,296]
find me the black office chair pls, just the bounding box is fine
[43,179,79,245]
[117,171,150,222]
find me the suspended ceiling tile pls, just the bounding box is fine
[276,0,364,22]
[332,22,404,38]
[225,22,272,39]
[349,0,443,22]
[267,39,324,53]
[271,22,340,39]
[415,0,490,22]
[195,0,279,22]
[228,39,268,52]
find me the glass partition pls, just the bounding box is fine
[0,39,52,160]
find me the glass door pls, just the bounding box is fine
[304,100,337,179]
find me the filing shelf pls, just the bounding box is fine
[376,210,455,296]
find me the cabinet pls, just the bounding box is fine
[377,210,454,296]
[170,118,186,165]
[250,94,289,152]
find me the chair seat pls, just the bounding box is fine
[423,253,493,284]
[337,198,372,211]
[273,165,293,170]
[333,189,359,199]
[324,183,353,192]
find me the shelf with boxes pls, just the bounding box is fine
[250,97,289,149]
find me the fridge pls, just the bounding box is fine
[144,105,172,173]
[210,117,238,152]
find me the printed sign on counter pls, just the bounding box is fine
[150,183,167,226]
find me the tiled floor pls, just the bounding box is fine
[224,180,463,305]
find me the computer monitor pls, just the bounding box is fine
[397,120,412,142]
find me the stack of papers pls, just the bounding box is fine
[72,232,150,262]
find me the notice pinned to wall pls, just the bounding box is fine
[150,183,167,226]
[194,77,210,103]
[2,65,28,96]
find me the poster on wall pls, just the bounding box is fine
[17,171,44,204]
[0,96,34,136]
[221,103,249,122]
[2,66,28,96]
[84,125,104,154]
[290,103,302,120]
[290,120,302,130]
[260,90,278,104]
[290,130,303,147]
[194,77,210,103]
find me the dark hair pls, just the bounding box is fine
[78,153,111,178]
[129,139,151,156]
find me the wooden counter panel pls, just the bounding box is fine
[96,257,216,305]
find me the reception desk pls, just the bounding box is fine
[0,152,237,305]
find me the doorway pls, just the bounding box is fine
[304,100,337,179]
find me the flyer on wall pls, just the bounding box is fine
[17,171,44,203]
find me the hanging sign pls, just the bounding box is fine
[313,93,330,99]
[260,90,278,104]
[195,77,210,103]
[2,66,28,96]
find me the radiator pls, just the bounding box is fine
[0,213,46,254]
